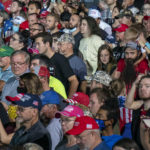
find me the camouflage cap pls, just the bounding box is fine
[58,33,75,45]
[85,71,112,86]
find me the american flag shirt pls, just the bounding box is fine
[118,96,133,132]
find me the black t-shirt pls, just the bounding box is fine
[49,53,74,93]
[73,32,83,55]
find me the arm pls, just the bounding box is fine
[80,80,87,94]
[111,68,121,79]
[134,52,146,66]
[68,75,79,98]
[0,80,5,92]
[0,120,14,144]
[138,33,150,54]
[0,102,9,111]
[125,74,144,110]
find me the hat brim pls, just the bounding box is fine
[114,28,126,32]
[55,110,72,118]
[5,93,24,102]
[67,126,85,135]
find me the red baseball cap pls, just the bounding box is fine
[114,24,128,32]
[61,0,67,3]
[55,105,84,118]
[64,92,89,107]
[40,11,50,18]
[34,66,50,77]
[6,93,25,102]
[143,16,150,21]
[67,116,99,135]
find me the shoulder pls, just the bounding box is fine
[5,76,16,84]
[53,53,67,61]
[94,141,111,150]
[100,20,111,28]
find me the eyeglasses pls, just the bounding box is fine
[17,106,32,112]
[11,61,26,66]
[143,8,150,11]
[60,118,75,123]
[76,132,91,140]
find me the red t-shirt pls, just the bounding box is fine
[117,59,149,75]
[0,0,12,13]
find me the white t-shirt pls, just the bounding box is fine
[99,20,112,36]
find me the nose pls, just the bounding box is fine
[16,110,20,115]
[88,103,91,109]
[127,54,132,59]
[76,137,81,144]
[35,44,39,50]
[141,85,146,91]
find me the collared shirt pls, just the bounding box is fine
[10,120,52,150]
[1,69,30,105]
[0,66,14,82]
[94,141,111,150]
[101,8,113,25]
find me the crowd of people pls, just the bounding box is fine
[0,0,150,149]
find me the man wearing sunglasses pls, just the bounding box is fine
[6,93,52,150]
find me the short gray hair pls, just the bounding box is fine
[10,50,30,64]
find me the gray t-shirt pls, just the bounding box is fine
[47,118,63,150]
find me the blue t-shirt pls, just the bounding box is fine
[0,66,14,82]
[68,54,87,82]
[94,141,111,150]
[102,135,123,149]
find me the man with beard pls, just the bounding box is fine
[113,24,129,62]
[113,41,148,86]
[125,75,150,150]
[69,14,83,55]
[112,41,148,138]
[46,13,60,35]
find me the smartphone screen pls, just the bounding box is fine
[143,118,150,128]
[51,0,55,3]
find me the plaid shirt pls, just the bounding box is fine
[101,8,113,25]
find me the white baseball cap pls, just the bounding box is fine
[88,9,101,19]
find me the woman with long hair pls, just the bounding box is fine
[97,44,116,75]
[79,16,105,75]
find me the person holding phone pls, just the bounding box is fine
[125,74,150,150]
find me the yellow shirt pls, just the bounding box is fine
[49,76,67,99]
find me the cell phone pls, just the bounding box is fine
[142,118,150,128]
